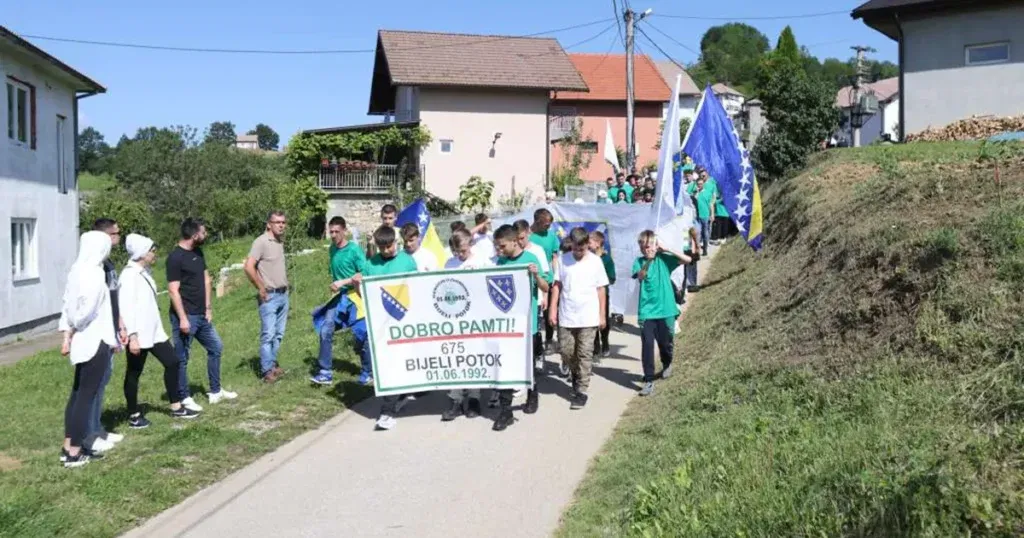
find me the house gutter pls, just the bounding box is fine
[73,91,101,191]
[894,13,906,142]
[545,99,552,192]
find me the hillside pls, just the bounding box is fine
[558,142,1024,537]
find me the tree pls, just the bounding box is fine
[205,121,237,145]
[248,123,280,151]
[774,26,801,65]
[77,127,112,174]
[752,60,839,181]
[550,118,595,196]
[654,117,692,150]
[693,23,771,95]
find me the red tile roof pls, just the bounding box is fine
[553,53,671,102]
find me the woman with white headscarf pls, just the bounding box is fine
[120,234,200,429]
[59,231,117,468]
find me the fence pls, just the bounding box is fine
[564,183,604,203]
[318,163,421,193]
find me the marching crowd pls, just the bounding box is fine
[56,175,715,466]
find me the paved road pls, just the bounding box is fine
[125,248,716,538]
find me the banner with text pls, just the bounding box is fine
[362,267,533,396]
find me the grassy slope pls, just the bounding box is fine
[0,245,372,538]
[558,142,1024,537]
[78,173,114,193]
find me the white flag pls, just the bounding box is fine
[603,120,619,173]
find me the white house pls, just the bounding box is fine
[836,76,900,146]
[853,0,1024,137]
[653,60,701,121]
[365,30,588,203]
[0,26,105,344]
[713,83,746,118]
[234,134,259,150]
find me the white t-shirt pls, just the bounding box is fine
[554,251,609,328]
[411,248,439,272]
[444,254,494,270]
[526,242,551,306]
[471,233,495,260]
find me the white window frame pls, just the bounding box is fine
[57,115,69,194]
[965,42,1010,66]
[440,139,454,154]
[10,218,38,281]
[6,79,31,147]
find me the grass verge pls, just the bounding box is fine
[0,245,369,537]
[558,141,1024,537]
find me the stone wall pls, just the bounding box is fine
[325,192,395,241]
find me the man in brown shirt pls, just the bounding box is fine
[244,211,290,382]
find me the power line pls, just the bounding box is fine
[17,18,615,55]
[612,0,626,47]
[653,9,850,21]
[635,26,689,74]
[520,21,618,57]
[641,20,700,58]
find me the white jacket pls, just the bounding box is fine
[59,231,117,365]
[118,261,169,349]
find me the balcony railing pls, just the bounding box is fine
[319,163,410,193]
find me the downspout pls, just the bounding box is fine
[73,91,100,189]
[894,13,905,142]
[545,98,552,193]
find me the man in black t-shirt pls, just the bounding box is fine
[167,218,237,412]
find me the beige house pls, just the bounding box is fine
[234,134,259,150]
[367,30,588,203]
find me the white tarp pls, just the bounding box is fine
[495,202,694,316]
[362,267,533,396]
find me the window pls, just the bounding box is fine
[579,140,598,153]
[440,139,453,154]
[10,219,38,281]
[965,42,1010,66]
[56,115,68,194]
[6,78,34,148]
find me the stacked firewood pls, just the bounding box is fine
[907,115,1024,142]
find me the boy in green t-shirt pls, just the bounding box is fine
[530,208,560,353]
[632,230,691,397]
[589,230,616,359]
[492,224,549,431]
[312,216,370,386]
[365,225,419,431]
[694,168,715,253]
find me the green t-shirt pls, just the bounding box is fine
[708,177,729,218]
[600,252,616,285]
[686,182,697,195]
[632,253,682,321]
[363,251,417,277]
[607,186,620,202]
[695,184,714,220]
[329,240,367,292]
[529,230,560,266]
[495,250,542,335]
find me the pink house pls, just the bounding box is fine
[549,53,671,182]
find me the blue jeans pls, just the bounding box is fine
[258,292,290,376]
[318,318,371,376]
[698,217,711,254]
[90,353,113,437]
[171,313,223,400]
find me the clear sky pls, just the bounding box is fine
[7,0,895,146]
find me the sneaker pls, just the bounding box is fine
[559,362,570,378]
[534,357,544,370]
[441,400,463,422]
[105,432,125,444]
[492,409,515,431]
[357,372,374,386]
[524,389,539,414]
[638,382,655,397]
[89,437,115,454]
[62,450,90,468]
[602,348,611,358]
[569,379,579,400]
[570,393,589,410]
[466,398,482,418]
[310,372,334,386]
[208,390,238,404]
[171,407,200,419]
[182,397,204,412]
[128,414,151,430]
[271,365,286,376]
[488,392,500,408]
[513,388,525,399]
[661,364,674,380]
[375,414,396,431]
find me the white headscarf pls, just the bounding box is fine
[126,233,154,261]
[62,231,112,331]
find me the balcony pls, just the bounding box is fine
[318,162,419,194]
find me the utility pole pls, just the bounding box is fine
[623,6,652,173]
[850,45,874,147]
